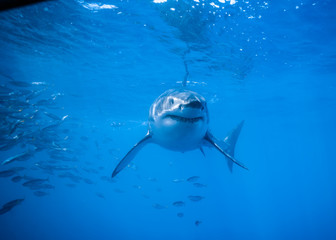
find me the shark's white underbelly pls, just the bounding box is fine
[149,118,208,151]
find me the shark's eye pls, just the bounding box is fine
[169,99,174,105]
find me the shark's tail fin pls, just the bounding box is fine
[224,121,245,172]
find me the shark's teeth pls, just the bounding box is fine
[165,115,203,123]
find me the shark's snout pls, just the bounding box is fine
[178,100,204,111]
[185,100,203,109]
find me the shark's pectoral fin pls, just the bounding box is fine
[112,133,152,178]
[204,131,248,170]
[227,159,233,173]
[199,147,206,157]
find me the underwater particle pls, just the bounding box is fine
[172,201,185,207]
[177,212,184,218]
[188,195,204,202]
[187,176,200,182]
[195,220,202,226]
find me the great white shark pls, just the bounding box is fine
[112,89,247,178]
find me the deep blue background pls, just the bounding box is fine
[0,0,335,239]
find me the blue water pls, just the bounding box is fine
[0,0,335,239]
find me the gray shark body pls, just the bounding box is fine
[112,89,247,178]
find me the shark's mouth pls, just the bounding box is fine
[165,115,203,123]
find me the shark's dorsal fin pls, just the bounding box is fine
[204,130,248,171]
[112,133,152,178]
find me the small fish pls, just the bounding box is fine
[9,120,23,135]
[96,193,105,199]
[83,178,94,184]
[65,183,76,188]
[82,167,99,174]
[80,136,88,141]
[43,112,61,121]
[31,81,47,85]
[152,203,167,210]
[195,220,202,226]
[23,178,48,186]
[188,195,204,202]
[25,183,54,190]
[0,84,13,94]
[58,172,82,183]
[34,191,49,197]
[1,151,32,165]
[113,188,124,194]
[9,80,31,87]
[22,178,50,189]
[41,122,62,132]
[100,176,116,183]
[193,183,207,188]
[172,178,184,183]
[187,176,200,182]
[35,99,52,107]
[11,176,23,182]
[172,201,185,207]
[37,184,55,190]
[0,139,18,151]
[0,198,24,215]
[0,170,16,178]
[9,167,26,172]
[35,163,73,172]
[177,212,184,218]
[147,177,157,182]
